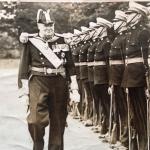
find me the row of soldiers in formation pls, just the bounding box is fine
[65,1,150,150]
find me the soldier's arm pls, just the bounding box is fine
[139,29,150,67]
[65,44,76,77]
[18,42,31,89]
[104,39,111,63]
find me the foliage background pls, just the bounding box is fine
[0,2,142,58]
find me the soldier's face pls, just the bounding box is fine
[80,33,90,41]
[38,23,55,40]
[91,27,103,39]
[114,21,126,31]
[127,13,141,26]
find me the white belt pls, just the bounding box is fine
[80,62,87,66]
[88,62,94,66]
[125,57,143,64]
[31,67,65,74]
[94,61,106,66]
[75,62,80,66]
[109,60,124,65]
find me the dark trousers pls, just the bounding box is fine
[80,79,93,121]
[111,86,128,145]
[93,84,110,134]
[28,75,68,150]
[128,87,147,150]
[89,81,97,125]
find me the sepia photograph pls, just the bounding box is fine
[0,0,150,150]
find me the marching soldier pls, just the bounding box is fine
[122,2,150,150]
[93,17,112,136]
[18,9,80,150]
[109,10,128,148]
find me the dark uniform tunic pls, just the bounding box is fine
[71,44,80,80]
[122,26,149,87]
[93,38,110,85]
[79,41,90,80]
[109,31,128,145]
[121,25,150,150]
[18,35,75,150]
[93,37,110,134]
[87,40,97,82]
[109,32,126,85]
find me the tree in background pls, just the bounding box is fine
[0,2,133,58]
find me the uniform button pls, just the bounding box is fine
[126,56,128,58]
[40,57,43,60]
[42,62,45,65]
[39,53,42,55]
[127,40,129,42]
[126,48,128,50]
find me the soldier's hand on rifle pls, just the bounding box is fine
[19,32,29,44]
[146,89,150,98]
[108,86,113,95]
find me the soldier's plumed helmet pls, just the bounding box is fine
[81,26,92,34]
[73,29,82,35]
[113,10,127,22]
[96,17,113,28]
[126,1,149,16]
[37,9,54,25]
[89,22,101,29]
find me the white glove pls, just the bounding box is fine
[70,89,80,103]
[18,79,29,113]
[18,79,29,98]
[19,94,29,107]
[19,32,29,43]
[70,75,79,90]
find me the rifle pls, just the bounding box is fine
[140,45,150,150]
[126,88,131,150]
[108,85,114,144]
